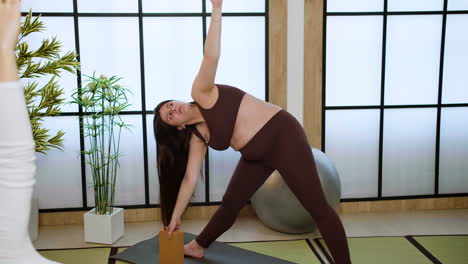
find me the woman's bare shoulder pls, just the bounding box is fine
[193,123,210,144]
[191,84,219,110]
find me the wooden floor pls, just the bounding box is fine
[34,209,468,252]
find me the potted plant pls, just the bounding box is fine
[69,73,132,244]
[16,11,79,241]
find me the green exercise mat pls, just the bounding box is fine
[110,232,299,264]
[38,237,322,264]
[228,239,322,264]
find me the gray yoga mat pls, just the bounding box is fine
[110,232,295,264]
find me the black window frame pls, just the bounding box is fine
[322,0,468,202]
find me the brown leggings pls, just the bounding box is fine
[195,110,351,264]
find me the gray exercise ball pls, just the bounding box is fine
[251,147,341,234]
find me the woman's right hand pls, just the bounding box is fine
[165,216,181,239]
[210,0,223,9]
[0,0,21,51]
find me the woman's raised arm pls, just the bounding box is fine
[191,0,223,99]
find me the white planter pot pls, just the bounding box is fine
[84,207,124,244]
[28,197,39,241]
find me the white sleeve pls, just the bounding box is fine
[0,81,36,187]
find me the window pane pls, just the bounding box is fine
[36,117,83,209]
[382,109,437,196]
[79,17,142,111]
[146,115,206,204]
[388,0,443,11]
[206,0,265,13]
[326,110,380,198]
[85,115,145,206]
[143,17,203,110]
[192,164,207,203]
[209,149,241,201]
[78,0,138,13]
[442,15,468,104]
[439,107,468,194]
[142,0,201,13]
[207,17,266,100]
[327,0,384,12]
[385,15,442,105]
[147,115,158,204]
[21,0,73,13]
[20,17,78,113]
[448,0,468,11]
[326,16,383,106]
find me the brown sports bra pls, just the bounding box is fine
[192,84,246,151]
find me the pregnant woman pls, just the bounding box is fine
[153,1,351,263]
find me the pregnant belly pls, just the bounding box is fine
[230,94,282,151]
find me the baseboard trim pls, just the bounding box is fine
[39,197,468,226]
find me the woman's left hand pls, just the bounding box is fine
[165,216,181,239]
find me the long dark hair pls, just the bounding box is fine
[153,100,198,227]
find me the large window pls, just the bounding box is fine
[324,0,468,200]
[21,0,268,211]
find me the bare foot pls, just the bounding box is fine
[184,239,205,259]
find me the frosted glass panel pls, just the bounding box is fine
[207,17,266,100]
[442,15,468,104]
[327,0,384,12]
[146,115,206,204]
[382,109,437,196]
[19,17,78,113]
[325,110,380,198]
[448,0,468,10]
[147,115,158,204]
[385,15,442,105]
[85,115,145,206]
[21,0,72,12]
[388,0,443,11]
[36,116,82,209]
[192,164,207,203]
[209,148,241,201]
[439,108,468,194]
[78,0,138,13]
[206,0,265,13]
[144,17,202,110]
[147,115,159,203]
[79,17,142,111]
[142,0,202,13]
[326,16,383,106]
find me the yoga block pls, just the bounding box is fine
[159,229,184,264]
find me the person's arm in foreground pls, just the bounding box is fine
[0,0,61,263]
[0,0,20,82]
[0,0,34,168]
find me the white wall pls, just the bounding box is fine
[287,0,305,124]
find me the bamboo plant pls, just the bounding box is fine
[17,10,80,154]
[69,74,132,215]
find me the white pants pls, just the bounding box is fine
[0,82,59,264]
